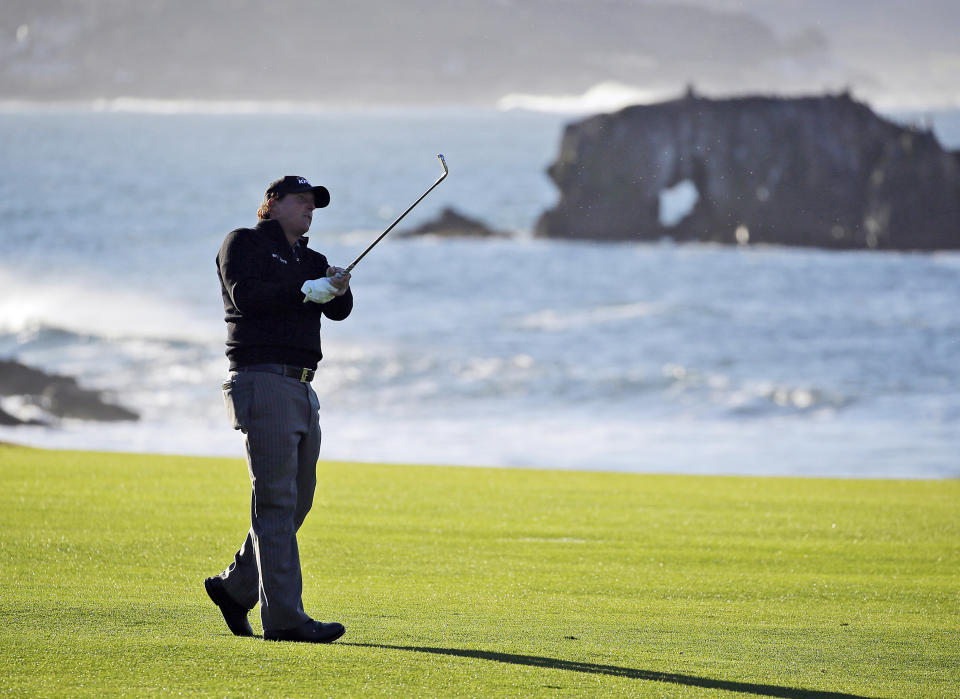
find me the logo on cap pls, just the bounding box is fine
[265,175,330,208]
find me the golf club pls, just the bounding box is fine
[344,154,448,273]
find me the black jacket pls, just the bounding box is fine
[216,219,353,370]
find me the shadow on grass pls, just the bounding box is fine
[344,643,875,698]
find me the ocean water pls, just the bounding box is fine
[1,105,959,478]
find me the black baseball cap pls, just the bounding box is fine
[265,176,330,208]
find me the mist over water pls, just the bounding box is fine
[2,108,959,478]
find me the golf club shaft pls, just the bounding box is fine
[344,154,448,273]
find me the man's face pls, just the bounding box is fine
[271,191,315,237]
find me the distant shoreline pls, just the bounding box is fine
[1,95,959,116]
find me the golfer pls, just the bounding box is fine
[204,175,352,643]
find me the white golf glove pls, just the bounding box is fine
[301,277,339,304]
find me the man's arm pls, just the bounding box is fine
[321,287,353,321]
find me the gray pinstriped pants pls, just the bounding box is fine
[217,370,321,632]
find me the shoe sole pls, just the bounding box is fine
[263,626,346,644]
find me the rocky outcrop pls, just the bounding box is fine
[0,358,139,424]
[400,207,510,238]
[535,92,960,250]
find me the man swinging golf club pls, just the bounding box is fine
[205,156,447,643]
[205,175,352,643]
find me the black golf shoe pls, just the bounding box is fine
[263,619,346,644]
[204,576,254,637]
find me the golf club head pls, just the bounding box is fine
[437,153,448,176]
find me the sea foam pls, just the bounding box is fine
[497,81,680,114]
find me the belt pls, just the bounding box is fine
[233,364,315,383]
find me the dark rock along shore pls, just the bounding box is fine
[0,359,139,425]
[535,92,960,250]
[400,207,510,238]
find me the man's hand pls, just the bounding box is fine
[326,266,351,296]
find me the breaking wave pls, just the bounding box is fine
[497,81,681,114]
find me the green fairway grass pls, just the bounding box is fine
[1,444,957,697]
